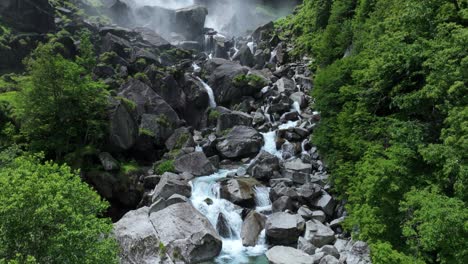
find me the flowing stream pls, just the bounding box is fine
[196,77,217,108]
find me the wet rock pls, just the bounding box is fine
[174,5,208,40]
[266,246,314,264]
[148,194,189,214]
[102,33,132,59]
[319,255,340,264]
[270,182,299,202]
[296,183,322,204]
[281,141,297,159]
[99,152,120,171]
[247,150,281,180]
[241,211,266,246]
[151,173,192,202]
[143,175,160,189]
[317,245,340,259]
[275,77,296,94]
[216,126,263,159]
[220,177,261,207]
[149,202,222,263]
[234,45,255,67]
[304,220,336,247]
[174,151,216,176]
[216,212,234,238]
[0,0,55,33]
[266,212,305,245]
[114,207,163,264]
[290,92,308,109]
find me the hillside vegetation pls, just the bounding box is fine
[279,0,467,263]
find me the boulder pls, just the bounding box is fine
[297,236,316,255]
[175,5,208,40]
[312,191,336,217]
[114,207,163,264]
[266,246,314,264]
[216,212,234,238]
[317,245,340,259]
[216,111,253,134]
[233,45,255,67]
[296,183,322,204]
[220,177,261,207]
[216,126,263,159]
[109,100,138,151]
[290,92,307,109]
[304,220,336,247]
[151,173,192,202]
[148,194,189,214]
[345,241,372,264]
[319,255,340,264]
[165,127,195,151]
[174,152,216,176]
[241,211,266,247]
[275,77,296,94]
[272,196,294,213]
[149,202,222,263]
[284,158,313,174]
[247,150,280,180]
[98,152,120,171]
[0,0,55,33]
[266,213,305,245]
[102,33,132,59]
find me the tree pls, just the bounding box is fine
[17,41,108,160]
[0,155,118,263]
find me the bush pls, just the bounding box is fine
[0,155,118,263]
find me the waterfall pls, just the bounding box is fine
[196,77,217,108]
[269,48,277,63]
[192,63,201,72]
[254,186,271,213]
[292,101,302,114]
[247,41,255,54]
[261,121,300,158]
[190,170,268,263]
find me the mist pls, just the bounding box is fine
[119,0,298,38]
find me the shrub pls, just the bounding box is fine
[155,160,175,175]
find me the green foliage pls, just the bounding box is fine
[283,0,468,262]
[120,160,139,175]
[232,74,267,89]
[208,109,220,122]
[155,160,175,175]
[0,155,118,263]
[17,42,109,159]
[76,30,97,71]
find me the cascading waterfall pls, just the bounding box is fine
[190,170,269,264]
[254,186,271,213]
[292,101,302,114]
[196,77,217,108]
[247,41,255,54]
[261,120,299,158]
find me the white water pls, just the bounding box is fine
[196,77,217,108]
[190,170,268,264]
[192,63,201,72]
[247,42,255,54]
[261,121,299,158]
[269,48,277,63]
[292,101,302,114]
[254,186,271,213]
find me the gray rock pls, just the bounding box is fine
[0,0,55,33]
[312,191,336,216]
[247,150,280,180]
[220,177,261,207]
[165,127,195,151]
[216,212,234,238]
[284,158,313,174]
[149,202,222,263]
[296,183,322,204]
[216,126,263,159]
[304,220,336,247]
[234,45,255,67]
[216,111,252,134]
[113,207,163,264]
[98,152,120,171]
[290,92,308,108]
[241,211,266,247]
[298,206,314,220]
[345,241,371,264]
[109,100,138,150]
[175,5,208,40]
[148,194,189,214]
[272,196,294,213]
[266,212,305,245]
[266,246,314,264]
[319,255,340,264]
[275,77,296,94]
[317,245,340,259]
[174,151,216,176]
[298,236,316,255]
[310,210,327,223]
[151,173,191,202]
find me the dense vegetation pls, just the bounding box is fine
[279,0,467,263]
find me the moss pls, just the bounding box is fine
[116,96,137,111]
[155,160,175,175]
[232,74,267,88]
[158,242,167,258]
[120,160,139,175]
[99,51,118,64]
[139,128,155,137]
[156,115,171,128]
[174,133,190,150]
[133,72,149,83]
[208,109,220,122]
[136,58,147,66]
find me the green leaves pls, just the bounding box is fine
[0,155,118,263]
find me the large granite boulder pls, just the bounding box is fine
[151,173,192,202]
[247,150,281,180]
[241,211,266,247]
[0,0,55,33]
[114,207,165,264]
[175,5,208,40]
[266,246,314,264]
[165,127,195,151]
[149,202,222,263]
[216,111,253,134]
[216,126,263,159]
[303,220,336,247]
[174,152,217,176]
[219,177,261,207]
[265,213,305,245]
[109,99,139,151]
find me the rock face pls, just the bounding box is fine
[216,126,263,159]
[216,111,253,134]
[241,211,266,246]
[114,207,163,264]
[0,0,55,33]
[174,152,217,176]
[175,6,208,40]
[266,212,306,245]
[266,246,315,264]
[109,100,138,151]
[149,203,222,263]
